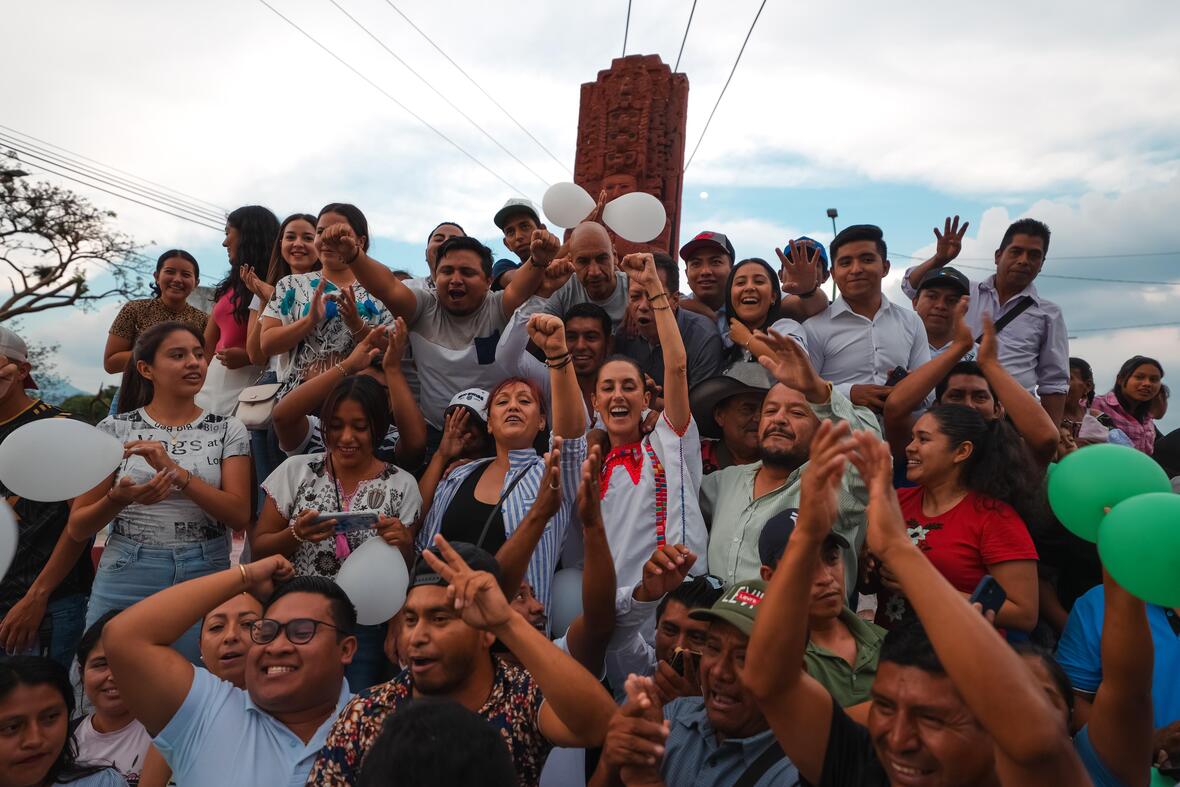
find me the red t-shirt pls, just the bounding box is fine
[876,487,1038,628]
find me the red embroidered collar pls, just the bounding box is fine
[601,441,644,496]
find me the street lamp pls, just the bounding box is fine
[826,208,839,298]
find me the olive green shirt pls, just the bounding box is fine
[805,607,886,707]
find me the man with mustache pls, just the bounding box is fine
[700,330,878,587]
[902,216,1068,424]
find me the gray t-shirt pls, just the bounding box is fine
[98,409,250,545]
[407,287,509,428]
[542,270,629,324]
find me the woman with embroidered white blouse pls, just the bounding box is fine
[596,253,709,590]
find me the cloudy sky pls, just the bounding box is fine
[4,0,1180,429]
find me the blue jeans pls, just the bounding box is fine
[345,622,389,694]
[86,534,230,664]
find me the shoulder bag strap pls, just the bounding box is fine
[474,465,532,550]
[975,295,1034,343]
[734,740,787,787]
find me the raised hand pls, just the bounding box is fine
[240,554,296,601]
[601,674,668,774]
[529,439,564,524]
[575,444,603,531]
[335,284,363,332]
[318,223,359,265]
[422,535,514,631]
[776,239,823,295]
[383,316,410,369]
[755,328,827,401]
[526,313,569,360]
[976,313,1000,368]
[308,277,328,324]
[240,264,274,302]
[950,295,973,348]
[620,253,658,291]
[847,431,912,560]
[798,420,853,538]
[343,324,386,374]
[635,544,697,602]
[528,230,562,268]
[932,215,969,266]
[536,256,574,298]
[437,407,471,462]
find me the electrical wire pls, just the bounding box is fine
[254,0,532,198]
[0,123,227,214]
[683,0,767,173]
[379,0,569,176]
[888,253,1180,285]
[1071,321,1180,333]
[673,0,698,72]
[622,0,633,56]
[328,0,550,187]
[0,134,226,224]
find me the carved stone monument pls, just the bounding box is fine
[573,54,689,256]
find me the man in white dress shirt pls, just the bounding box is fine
[801,224,930,413]
[901,216,1069,423]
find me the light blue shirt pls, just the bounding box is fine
[54,770,127,786]
[661,697,799,786]
[154,668,352,787]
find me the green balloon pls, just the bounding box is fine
[1151,768,1178,787]
[1047,443,1171,542]
[1098,493,1180,608]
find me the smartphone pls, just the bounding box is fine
[969,576,1007,616]
[885,366,909,386]
[311,511,380,534]
[669,648,701,677]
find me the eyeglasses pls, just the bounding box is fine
[249,618,340,645]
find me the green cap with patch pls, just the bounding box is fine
[688,578,767,636]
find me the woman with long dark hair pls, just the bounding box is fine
[252,373,422,691]
[873,403,1040,631]
[1061,357,1133,448]
[720,256,808,385]
[67,322,251,663]
[196,206,278,415]
[258,204,392,402]
[1092,355,1165,454]
[103,250,206,375]
[0,656,125,785]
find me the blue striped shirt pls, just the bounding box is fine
[416,435,587,612]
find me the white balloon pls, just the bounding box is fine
[542,182,596,228]
[549,568,583,637]
[0,501,16,579]
[335,537,410,625]
[602,192,668,242]
[0,418,123,502]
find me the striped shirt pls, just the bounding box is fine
[416,436,587,612]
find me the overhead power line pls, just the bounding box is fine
[683,0,767,173]
[1072,321,1180,333]
[622,0,633,56]
[254,0,532,199]
[951,262,1180,286]
[379,0,569,176]
[674,0,698,71]
[328,0,550,187]
[0,134,226,224]
[0,123,227,215]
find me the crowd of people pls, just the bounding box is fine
[0,195,1177,787]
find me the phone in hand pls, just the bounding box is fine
[669,648,701,677]
[311,511,380,534]
[969,576,1007,616]
[885,365,909,386]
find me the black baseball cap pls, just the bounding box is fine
[409,542,502,591]
[679,231,735,263]
[916,266,970,297]
[757,509,850,569]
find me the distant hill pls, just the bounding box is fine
[34,380,88,405]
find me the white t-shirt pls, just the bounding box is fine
[75,715,152,784]
[406,287,510,428]
[97,409,250,545]
[262,452,421,578]
[542,270,629,325]
[599,415,710,589]
[262,272,394,397]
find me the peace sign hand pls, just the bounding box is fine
[932,215,969,266]
[422,535,514,631]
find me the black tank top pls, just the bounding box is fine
[437,466,507,554]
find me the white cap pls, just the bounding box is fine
[445,388,490,422]
[0,326,37,389]
[493,198,541,230]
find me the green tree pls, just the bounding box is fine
[59,385,118,425]
[0,152,149,322]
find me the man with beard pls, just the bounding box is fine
[902,216,1068,423]
[308,539,616,787]
[320,226,559,434]
[541,221,630,324]
[700,330,878,588]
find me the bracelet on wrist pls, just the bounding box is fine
[544,349,571,360]
[335,363,349,378]
[545,355,573,370]
[176,469,192,491]
[798,285,819,298]
[289,522,306,543]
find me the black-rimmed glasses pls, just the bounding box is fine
[249,617,339,645]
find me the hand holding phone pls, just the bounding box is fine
[969,575,1007,617]
[311,511,380,534]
